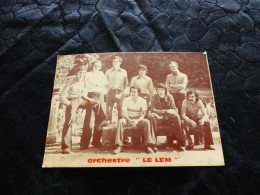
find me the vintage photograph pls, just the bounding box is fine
[42,52,224,167]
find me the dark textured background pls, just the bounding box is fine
[0,0,260,194]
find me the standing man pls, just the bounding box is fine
[130,64,154,106]
[59,65,88,154]
[105,56,128,123]
[80,60,107,150]
[113,86,157,154]
[150,83,186,151]
[166,61,188,113]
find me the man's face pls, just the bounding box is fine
[157,88,166,98]
[93,61,102,72]
[130,88,138,99]
[139,69,146,77]
[169,62,178,73]
[77,65,87,80]
[188,93,196,104]
[113,57,122,70]
[77,70,85,80]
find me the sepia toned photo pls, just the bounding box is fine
[42,52,225,167]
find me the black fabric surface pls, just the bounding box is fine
[0,0,260,194]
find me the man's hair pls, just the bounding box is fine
[130,86,141,94]
[186,90,199,103]
[138,64,148,73]
[169,61,179,68]
[113,55,122,61]
[68,64,87,76]
[156,83,168,94]
[92,60,102,70]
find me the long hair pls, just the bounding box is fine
[156,83,168,94]
[186,90,199,103]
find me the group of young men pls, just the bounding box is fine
[59,56,215,154]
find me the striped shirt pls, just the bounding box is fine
[122,96,147,119]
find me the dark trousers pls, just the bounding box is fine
[80,93,106,149]
[170,92,186,114]
[61,97,81,150]
[150,113,186,146]
[183,120,214,146]
[106,89,124,121]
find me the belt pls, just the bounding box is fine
[67,97,79,101]
[109,88,123,92]
[88,92,101,96]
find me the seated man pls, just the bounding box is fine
[150,83,186,152]
[130,64,154,106]
[181,90,214,150]
[113,86,157,154]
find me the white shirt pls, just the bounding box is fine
[105,68,128,90]
[122,96,147,119]
[85,71,108,93]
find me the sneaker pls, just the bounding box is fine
[152,146,158,153]
[123,137,131,145]
[63,148,71,154]
[145,146,154,154]
[164,142,173,148]
[205,145,215,150]
[112,146,123,154]
[185,145,194,150]
[176,146,185,152]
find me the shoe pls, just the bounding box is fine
[112,146,123,154]
[80,146,88,150]
[185,145,194,150]
[205,145,215,150]
[63,148,71,154]
[92,142,103,148]
[145,146,154,154]
[152,146,158,153]
[123,138,131,145]
[164,142,173,148]
[176,146,185,152]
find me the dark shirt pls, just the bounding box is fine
[151,94,177,112]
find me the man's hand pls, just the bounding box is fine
[166,109,177,115]
[158,110,166,115]
[64,101,71,107]
[129,119,137,127]
[199,119,205,126]
[188,119,197,128]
